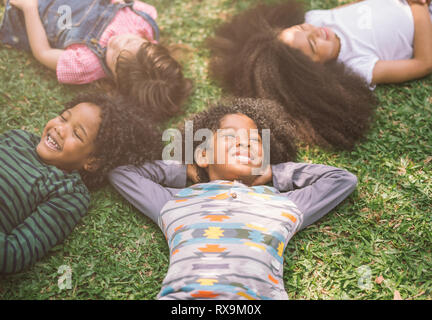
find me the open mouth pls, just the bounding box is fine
[45,133,61,151]
[231,149,255,164]
[235,155,252,164]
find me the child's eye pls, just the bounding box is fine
[308,38,316,54]
[74,130,83,141]
[59,115,66,122]
[221,132,236,139]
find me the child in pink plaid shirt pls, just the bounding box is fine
[56,0,158,84]
[1,0,193,121]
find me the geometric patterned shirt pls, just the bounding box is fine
[158,181,303,299]
[109,160,357,299]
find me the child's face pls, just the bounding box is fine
[36,102,102,172]
[105,34,147,77]
[279,23,340,63]
[198,113,264,185]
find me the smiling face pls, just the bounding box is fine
[197,113,264,185]
[36,102,102,172]
[105,34,147,77]
[279,23,341,63]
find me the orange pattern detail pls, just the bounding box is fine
[174,224,184,232]
[198,244,227,253]
[268,274,279,284]
[191,291,220,298]
[209,192,230,200]
[237,291,257,300]
[282,212,297,223]
[204,215,230,222]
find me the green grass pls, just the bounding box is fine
[0,0,431,300]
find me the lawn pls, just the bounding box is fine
[0,0,431,300]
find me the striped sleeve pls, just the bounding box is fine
[0,189,90,274]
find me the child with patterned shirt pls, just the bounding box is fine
[0,93,162,274]
[0,0,192,121]
[109,98,358,299]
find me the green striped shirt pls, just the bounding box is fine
[0,130,90,274]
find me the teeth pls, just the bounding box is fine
[236,155,251,163]
[47,134,60,150]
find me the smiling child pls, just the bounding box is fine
[109,98,358,299]
[0,93,162,274]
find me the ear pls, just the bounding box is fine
[83,157,101,173]
[194,147,209,169]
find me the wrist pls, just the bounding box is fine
[22,5,38,15]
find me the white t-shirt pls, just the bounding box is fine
[305,0,431,89]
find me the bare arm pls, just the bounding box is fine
[10,0,64,71]
[372,3,432,84]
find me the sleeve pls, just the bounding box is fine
[56,45,106,84]
[0,190,90,274]
[345,56,379,90]
[271,162,358,231]
[109,160,187,225]
[305,10,330,25]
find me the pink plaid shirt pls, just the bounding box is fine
[56,1,157,84]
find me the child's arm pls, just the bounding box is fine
[109,161,187,225]
[10,0,64,71]
[372,3,432,84]
[0,191,89,274]
[271,162,357,231]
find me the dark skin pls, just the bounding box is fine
[36,102,101,172]
[189,113,273,186]
[279,0,432,84]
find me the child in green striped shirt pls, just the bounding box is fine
[0,93,161,274]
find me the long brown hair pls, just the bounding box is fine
[207,1,376,150]
[113,42,194,122]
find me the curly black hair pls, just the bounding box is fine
[179,98,298,183]
[62,92,163,190]
[207,0,377,150]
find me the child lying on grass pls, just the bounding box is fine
[0,93,162,274]
[0,0,193,121]
[109,98,357,299]
[207,0,432,151]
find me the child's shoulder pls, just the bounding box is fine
[1,129,40,147]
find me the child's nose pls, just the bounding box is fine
[236,136,250,148]
[55,124,66,139]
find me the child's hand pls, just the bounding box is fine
[251,165,272,186]
[10,0,38,11]
[187,164,200,184]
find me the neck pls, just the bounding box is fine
[334,33,342,59]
